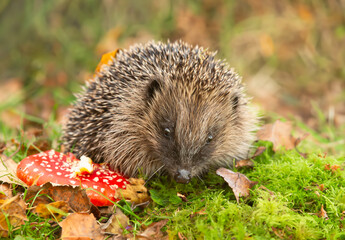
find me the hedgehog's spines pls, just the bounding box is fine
[63,40,257,179]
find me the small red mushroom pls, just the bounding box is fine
[16,150,130,206]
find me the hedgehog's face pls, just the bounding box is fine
[142,78,252,183]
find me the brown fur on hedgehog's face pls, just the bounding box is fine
[140,77,253,183]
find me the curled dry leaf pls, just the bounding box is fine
[257,120,305,151]
[235,146,266,169]
[235,159,254,169]
[318,205,329,220]
[115,178,150,204]
[318,184,325,192]
[178,232,188,240]
[0,154,25,185]
[95,49,121,74]
[137,219,169,240]
[102,208,129,235]
[27,183,91,213]
[216,168,258,203]
[252,146,267,158]
[0,183,12,199]
[177,192,187,202]
[60,213,104,240]
[0,195,28,238]
[34,201,69,219]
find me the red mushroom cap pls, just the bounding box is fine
[17,150,129,206]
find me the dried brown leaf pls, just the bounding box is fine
[216,168,257,203]
[34,201,69,219]
[137,219,169,240]
[235,159,254,169]
[235,146,266,169]
[178,232,188,240]
[318,184,325,192]
[258,185,275,196]
[0,154,25,185]
[0,195,27,238]
[60,213,104,240]
[177,192,187,202]
[27,183,91,213]
[102,208,129,235]
[257,120,300,151]
[0,183,12,199]
[318,205,329,220]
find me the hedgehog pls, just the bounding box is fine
[63,41,257,183]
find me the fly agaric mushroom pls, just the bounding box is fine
[17,150,129,206]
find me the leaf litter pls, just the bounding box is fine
[0,195,28,238]
[257,120,308,151]
[59,213,104,240]
[216,167,258,203]
[235,146,267,169]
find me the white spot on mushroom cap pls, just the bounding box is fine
[46,169,52,172]
[33,168,39,172]
[100,188,105,192]
[22,162,34,171]
[57,172,62,176]
[93,177,99,182]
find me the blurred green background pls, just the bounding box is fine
[0,0,344,150]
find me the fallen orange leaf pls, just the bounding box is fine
[60,213,104,239]
[216,168,258,203]
[95,49,120,74]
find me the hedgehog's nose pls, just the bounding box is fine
[174,169,191,184]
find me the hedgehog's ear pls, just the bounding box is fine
[146,78,163,102]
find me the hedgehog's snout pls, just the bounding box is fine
[174,169,191,184]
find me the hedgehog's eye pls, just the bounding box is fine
[206,134,213,144]
[163,127,172,138]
